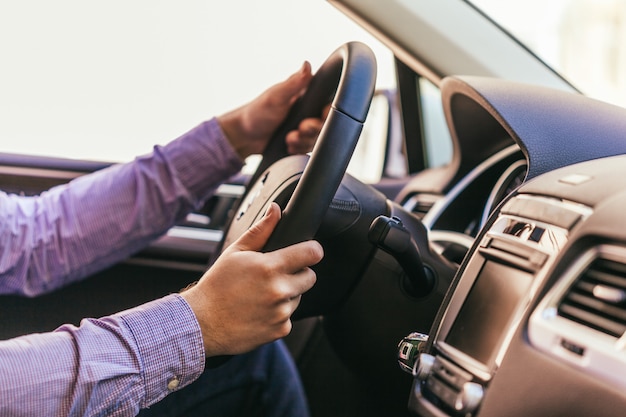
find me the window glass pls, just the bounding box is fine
[470,0,626,108]
[420,78,453,168]
[0,1,395,164]
[347,91,394,183]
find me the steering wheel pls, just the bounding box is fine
[221,42,377,252]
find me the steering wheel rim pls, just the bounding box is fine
[222,42,377,252]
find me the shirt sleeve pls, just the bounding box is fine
[0,294,205,417]
[0,117,243,296]
[0,118,243,415]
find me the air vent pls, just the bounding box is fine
[558,258,626,338]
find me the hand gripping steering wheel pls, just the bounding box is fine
[221,42,377,252]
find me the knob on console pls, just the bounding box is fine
[397,332,429,375]
[456,381,484,414]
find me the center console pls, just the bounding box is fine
[407,194,590,416]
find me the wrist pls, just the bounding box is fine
[180,285,225,357]
[217,109,253,160]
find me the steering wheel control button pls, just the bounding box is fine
[398,332,429,374]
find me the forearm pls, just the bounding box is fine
[0,294,205,416]
[0,118,243,296]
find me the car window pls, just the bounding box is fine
[469,0,626,108]
[349,75,453,183]
[420,78,453,168]
[347,93,390,182]
[0,1,396,170]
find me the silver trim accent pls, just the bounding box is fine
[137,226,223,262]
[429,230,475,259]
[414,353,435,380]
[402,193,442,215]
[480,159,527,227]
[0,165,83,181]
[485,214,570,256]
[165,226,223,242]
[422,145,521,230]
[184,213,211,226]
[216,183,246,198]
[593,285,626,303]
[505,194,593,219]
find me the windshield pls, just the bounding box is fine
[470,0,626,108]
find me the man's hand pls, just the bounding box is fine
[181,202,323,357]
[217,61,324,159]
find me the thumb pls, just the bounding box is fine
[275,61,313,106]
[232,202,282,252]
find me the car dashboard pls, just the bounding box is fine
[404,76,626,416]
[4,71,626,417]
[414,145,527,265]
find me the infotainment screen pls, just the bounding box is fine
[444,260,533,367]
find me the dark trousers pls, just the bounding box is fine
[138,340,309,417]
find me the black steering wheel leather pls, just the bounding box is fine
[221,42,377,252]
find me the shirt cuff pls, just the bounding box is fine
[119,293,205,408]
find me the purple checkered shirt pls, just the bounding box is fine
[0,118,243,416]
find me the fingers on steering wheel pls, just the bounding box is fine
[285,117,322,154]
